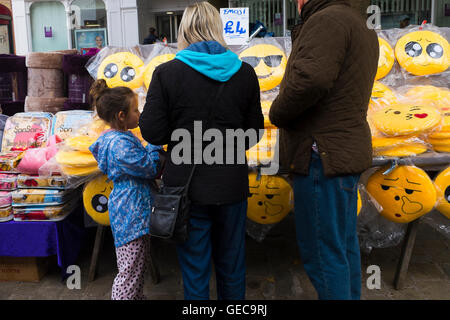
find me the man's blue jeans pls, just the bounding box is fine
[176,200,247,300]
[293,152,361,300]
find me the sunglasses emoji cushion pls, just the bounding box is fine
[239,44,287,92]
[97,52,145,90]
[395,30,450,76]
[372,104,441,136]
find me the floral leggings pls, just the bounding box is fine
[111,235,150,300]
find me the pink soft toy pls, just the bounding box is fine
[16,135,62,174]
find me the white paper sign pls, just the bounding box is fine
[220,7,249,45]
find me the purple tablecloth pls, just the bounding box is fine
[0,206,86,278]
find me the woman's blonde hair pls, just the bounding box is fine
[177,2,227,50]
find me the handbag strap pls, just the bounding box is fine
[183,83,226,195]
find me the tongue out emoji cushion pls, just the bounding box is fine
[366,165,436,223]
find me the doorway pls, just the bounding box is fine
[156,12,183,43]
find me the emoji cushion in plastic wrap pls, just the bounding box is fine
[83,174,113,226]
[433,166,450,219]
[366,165,436,223]
[373,143,428,157]
[55,150,97,167]
[375,37,395,80]
[144,53,176,89]
[65,135,97,153]
[372,104,441,136]
[239,44,287,92]
[372,135,417,149]
[261,100,276,128]
[395,30,450,76]
[246,129,277,165]
[97,52,145,89]
[369,82,398,110]
[247,173,293,224]
[60,165,100,177]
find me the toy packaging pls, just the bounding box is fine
[0,173,18,190]
[13,195,80,222]
[0,205,13,222]
[52,110,94,141]
[17,174,67,189]
[11,188,76,207]
[0,152,23,172]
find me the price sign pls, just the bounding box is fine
[220,7,249,45]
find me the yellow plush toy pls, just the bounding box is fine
[375,37,395,80]
[239,44,287,92]
[366,165,436,223]
[395,30,450,76]
[144,53,176,89]
[83,174,113,226]
[369,82,398,110]
[97,52,145,89]
[247,173,293,224]
[261,100,276,128]
[372,104,441,136]
[65,136,97,153]
[433,166,450,219]
[55,151,97,167]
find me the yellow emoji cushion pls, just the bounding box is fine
[357,189,362,216]
[373,144,427,157]
[239,44,287,92]
[369,82,398,110]
[429,131,450,139]
[372,136,418,149]
[395,30,450,76]
[60,165,100,177]
[372,104,441,136]
[247,173,293,224]
[83,174,113,226]
[56,150,97,167]
[376,37,395,80]
[366,165,436,223]
[144,53,176,89]
[97,52,145,90]
[261,100,276,128]
[65,136,97,153]
[433,166,450,219]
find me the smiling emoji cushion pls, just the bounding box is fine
[367,165,436,223]
[83,174,113,226]
[247,173,293,225]
[376,37,395,80]
[239,44,287,92]
[395,30,450,76]
[144,53,176,89]
[372,104,441,136]
[433,166,450,219]
[97,52,145,89]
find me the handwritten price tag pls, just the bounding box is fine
[220,8,249,45]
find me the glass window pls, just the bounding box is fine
[70,0,107,50]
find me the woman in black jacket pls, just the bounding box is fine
[139,2,264,300]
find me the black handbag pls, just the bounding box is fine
[149,84,224,244]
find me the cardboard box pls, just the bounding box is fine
[0,257,49,282]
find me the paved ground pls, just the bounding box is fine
[0,213,448,300]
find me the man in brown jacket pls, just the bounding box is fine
[269,0,379,300]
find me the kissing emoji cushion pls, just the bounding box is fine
[372,104,441,136]
[376,37,395,80]
[395,30,450,76]
[97,52,145,90]
[247,173,293,225]
[366,165,436,223]
[239,44,287,92]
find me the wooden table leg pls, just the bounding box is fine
[393,219,420,290]
[148,237,160,285]
[88,225,105,282]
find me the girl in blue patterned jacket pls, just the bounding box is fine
[89,79,162,300]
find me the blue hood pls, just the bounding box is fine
[175,41,242,82]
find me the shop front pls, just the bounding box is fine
[0,3,14,54]
[11,0,139,55]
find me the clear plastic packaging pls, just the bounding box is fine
[13,195,80,222]
[1,112,54,153]
[0,191,12,207]
[0,152,23,172]
[141,43,177,90]
[52,110,94,141]
[11,188,76,206]
[0,173,17,190]
[17,174,67,189]
[0,206,13,222]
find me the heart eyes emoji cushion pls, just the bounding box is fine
[372,104,441,136]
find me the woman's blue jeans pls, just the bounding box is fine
[293,152,361,300]
[176,200,247,300]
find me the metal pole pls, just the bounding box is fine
[431,0,436,25]
[282,0,287,36]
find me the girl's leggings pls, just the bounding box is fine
[111,234,150,300]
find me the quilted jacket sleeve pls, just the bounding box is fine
[269,15,349,128]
